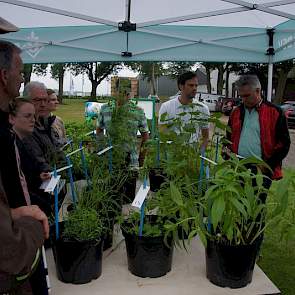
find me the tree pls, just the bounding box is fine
[70,62,121,99]
[127,62,165,95]
[273,60,295,104]
[201,62,217,94]
[23,64,32,86]
[22,63,48,86]
[216,64,225,95]
[33,64,48,77]
[50,63,68,103]
[165,62,196,79]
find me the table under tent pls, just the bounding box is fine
[1,1,295,294]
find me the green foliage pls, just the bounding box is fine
[200,156,292,246]
[120,211,164,237]
[63,206,104,242]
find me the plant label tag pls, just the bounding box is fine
[132,184,150,208]
[43,175,61,192]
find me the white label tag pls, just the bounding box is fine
[132,184,150,208]
[43,175,61,193]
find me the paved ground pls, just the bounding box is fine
[283,129,295,169]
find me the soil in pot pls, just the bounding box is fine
[52,224,104,284]
[149,168,166,192]
[122,230,173,278]
[205,236,263,288]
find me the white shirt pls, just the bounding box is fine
[158,96,210,143]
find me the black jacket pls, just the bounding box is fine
[0,110,26,208]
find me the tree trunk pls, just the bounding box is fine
[23,64,32,86]
[225,65,230,98]
[150,63,156,95]
[58,72,64,103]
[91,81,99,99]
[273,71,289,104]
[217,64,225,95]
[205,66,212,93]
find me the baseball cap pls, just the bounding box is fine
[0,17,19,34]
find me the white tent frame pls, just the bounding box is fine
[2,0,295,100]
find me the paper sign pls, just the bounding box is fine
[132,184,150,208]
[40,179,51,190]
[97,146,113,156]
[41,175,61,193]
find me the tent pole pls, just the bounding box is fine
[267,58,273,102]
[266,28,275,102]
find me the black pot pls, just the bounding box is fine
[103,220,115,251]
[122,230,173,278]
[149,168,166,192]
[52,231,104,284]
[205,237,263,288]
[121,171,138,204]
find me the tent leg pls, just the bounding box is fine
[267,57,273,102]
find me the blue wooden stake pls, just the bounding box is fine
[139,177,147,237]
[108,139,113,173]
[53,167,59,240]
[79,142,91,188]
[66,156,77,205]
[198,149,205,193]
[205,166,212,232]
[69,137,74,152]
[156,138,160,168]
[215,135,220,163]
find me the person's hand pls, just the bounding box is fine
[11,205,49,239]
[40,172,51,181]
[221,146,231,160]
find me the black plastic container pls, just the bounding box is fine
[205,237,262,288]
[122,230,173,278]
[53,232,104,284]
[121,171,138,204]
[149,168,166,192]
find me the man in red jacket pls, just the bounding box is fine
[224,75,290,201]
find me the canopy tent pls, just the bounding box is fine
[1,0,295,100]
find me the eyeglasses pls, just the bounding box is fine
[32,98,48,103]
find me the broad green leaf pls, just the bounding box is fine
[211,196,225,231]
[169,182,184,207]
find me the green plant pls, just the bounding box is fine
[63,206,104,242]
[197,156,290,246]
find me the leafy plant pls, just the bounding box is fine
[199,156,290,246]
[63,206,104,242]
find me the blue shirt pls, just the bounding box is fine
[238,108,262,159]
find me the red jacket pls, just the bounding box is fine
[227,101,290,179]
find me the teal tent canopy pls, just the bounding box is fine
[1,0,295,99]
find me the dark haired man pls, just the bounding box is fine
[158,71,210,149]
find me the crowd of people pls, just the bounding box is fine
[0,15,291,295]
[0,18,67,293]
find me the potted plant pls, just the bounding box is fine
[79,166,126,250]
[120,204,174,278]
[168,155,292,288]
[52,205,105,284]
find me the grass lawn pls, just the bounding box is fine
[56,99,295,294]
[258,169,295,295]
[54,98,87,124]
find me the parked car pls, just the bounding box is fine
[196,93,224,112]
[281,101,295,129]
